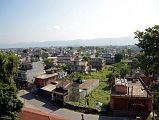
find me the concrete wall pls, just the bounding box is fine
[110,96,152,115]
[115,85,127,94]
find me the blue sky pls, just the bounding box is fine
[0,0,159,44]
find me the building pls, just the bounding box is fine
[90,57,105,70]
[101,53,114,64]
[20,107,69,120]
[79,79,99,95]
[34,72,58,87]
[70,59,89,72]
[57,54,72,65]
[19,62,33,71]
[52,80,71,103]
[110,78,152,118]
[47,57,58,65]
[69,79,99,101]
[34,70,68,99]
[14,61,45,89]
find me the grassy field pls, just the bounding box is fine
[68,66,112,110]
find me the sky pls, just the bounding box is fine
[0,0,159,44]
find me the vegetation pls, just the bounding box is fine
[135,25,159,111]
[114,53,123,63]
[0,82,23,120]
[135,25,159,75]
[106,62,130,88]
[112,62,130,78]
[0,51,23,120]
[0,51,19,84]
[68,62,131,110]
[43,58,54,70]
[82,56,91,62]
[62,64,72,74]
[68,66,111,110]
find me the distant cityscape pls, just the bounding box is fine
[0,37,137,48]
[1,0,159,120]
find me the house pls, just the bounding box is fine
[34,72,58,87]
[69,79,99,101]
[57,54,72,65]
[14,61,45,89]
[70,59,89,72]
[110,78,152,118]
[79,79,99,95]
[19,62,33,71]
[34,69,68,98]
[20,107,69,120]
[101,53,114,64]
[47,56,58,65]
[52,80,71,103]
[90,57,105,70]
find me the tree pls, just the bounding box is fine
[43,58,54,70]
[0,51,19,84]
[82,56,90,62]
[134,25,159,75]
[113,62,130,78]
[0,51,23,120]
[22,49,28,54]
[0,82,23,120]
[68,72,82,81]
[114,53,123,63]
[127,48,132,57]
[135,25,159,111]
[119,64,130,78]
[106,72,120,87]
[62,64,72,74]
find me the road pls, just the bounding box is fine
[18,90,131,120]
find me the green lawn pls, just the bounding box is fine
[68,66,112,110]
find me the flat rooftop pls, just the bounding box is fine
[79,79,99,90]
[41,84,56,92]
[35,73,58,79]
[112,79,148,97]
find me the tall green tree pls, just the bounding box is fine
[134,25,159,75]
[0,51,23,120]
[0,52,19,84]
[113,62,130,78]
[0,82,23,120]
[114,53,123,63]
[135,25,159,111]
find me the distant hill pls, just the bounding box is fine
[0,37,138,48]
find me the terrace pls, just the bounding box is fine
[111,78,149,97]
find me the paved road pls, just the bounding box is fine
[18,90,131,120]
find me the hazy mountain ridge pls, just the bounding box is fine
[0,37,138,48]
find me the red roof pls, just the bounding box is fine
[20,107,69,120]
